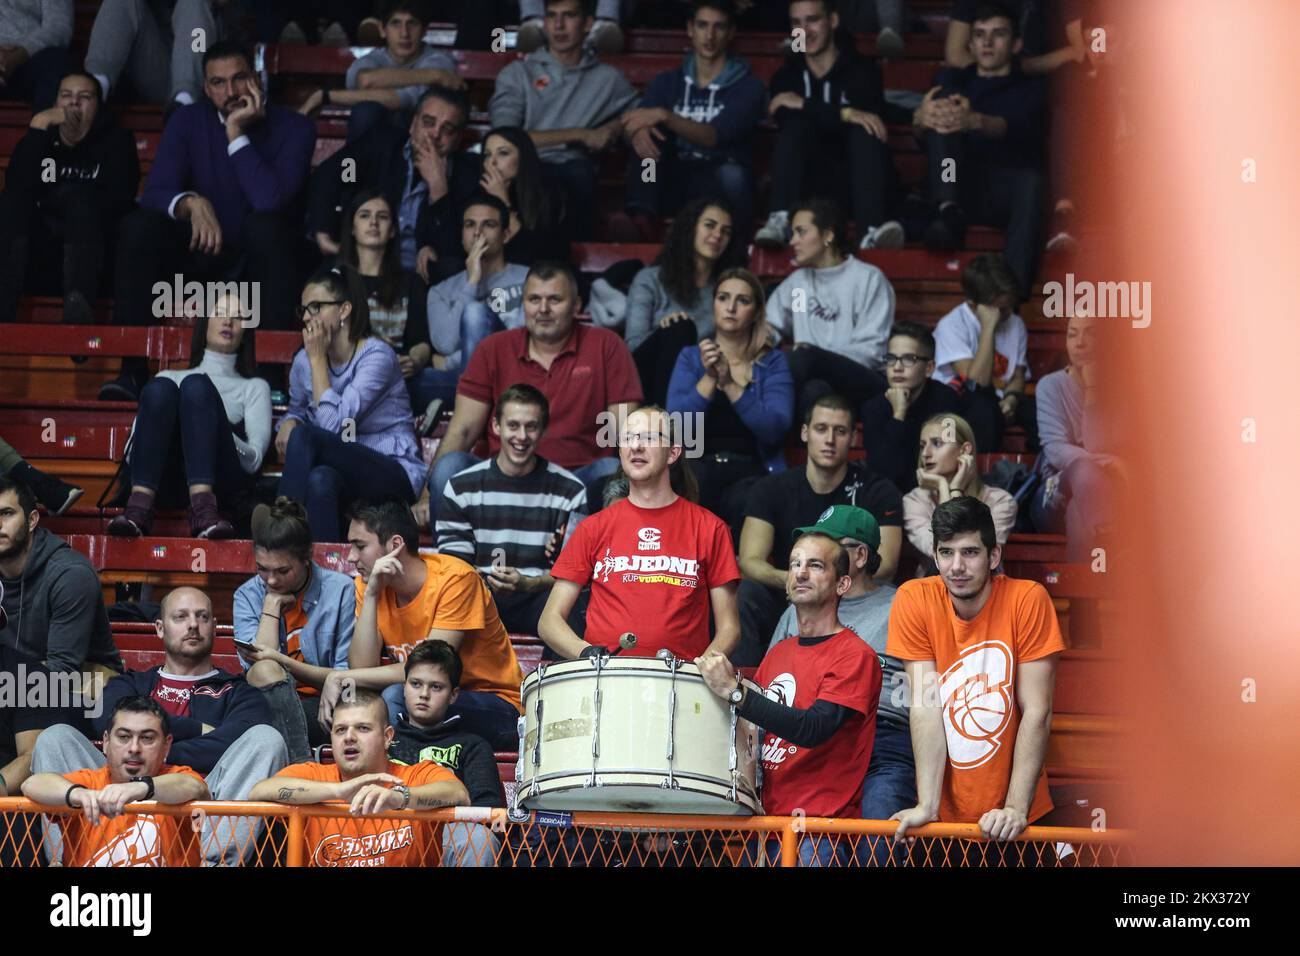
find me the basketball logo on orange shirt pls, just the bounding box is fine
[939,641,1014,770]
[86,819,165,867]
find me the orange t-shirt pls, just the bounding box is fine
[886,574,1064,824]
[60,765,204,867]
[276,760,457,867]
[354,554,523,710]
[281,593,316,697]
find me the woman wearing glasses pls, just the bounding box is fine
[860,321,963,493]
[274,266,425,542]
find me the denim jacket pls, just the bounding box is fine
[233,563,355,671]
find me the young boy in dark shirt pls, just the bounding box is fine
[388,639,506,866]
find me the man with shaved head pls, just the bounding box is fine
[30,586,287,865]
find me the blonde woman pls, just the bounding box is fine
[903,412,1017,563]
[667,267,794,533]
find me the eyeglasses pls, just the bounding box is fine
[883,353,931,368]
[296,300,344,319]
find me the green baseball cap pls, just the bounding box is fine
[793,504,881,550]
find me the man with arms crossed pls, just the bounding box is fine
[540,405,740,662]
[889,495,1062,863]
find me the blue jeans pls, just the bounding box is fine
[129,374,250,503]
[427,453,619,527]
[626,151,756,240]
[278,423,416,543]
[748,833,855,867]
[857,719,917,865]
[382,684,520,752]
[414,300,504,411]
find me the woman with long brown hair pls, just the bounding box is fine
[666,268,794,534]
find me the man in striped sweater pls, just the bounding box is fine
[435,385,590,639]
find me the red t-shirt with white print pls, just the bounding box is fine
[754,629,882,818]
[551,496,740,660]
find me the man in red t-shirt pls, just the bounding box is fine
[697,530,880,866]
[541,405,740,661]
[419,260,643,527]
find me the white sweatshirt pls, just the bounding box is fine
[765,257,896,369]
[150,350,273,473]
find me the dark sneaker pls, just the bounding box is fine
[923,204,967,253]
[418,398,444,438]
[108,491,155,537]
[98,373,141,402]
[189,492,233,539]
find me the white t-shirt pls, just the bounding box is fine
[931,302,1030,398]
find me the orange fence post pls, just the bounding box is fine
[780,823,798,868]
[286,808,304,868]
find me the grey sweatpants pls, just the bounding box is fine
[85,0,224,104]
[31,722,287,866]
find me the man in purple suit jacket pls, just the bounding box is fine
[101,40,317,400]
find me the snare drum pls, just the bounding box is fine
[515,655,762,815]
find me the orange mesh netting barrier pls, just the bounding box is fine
[0,798,1135,867]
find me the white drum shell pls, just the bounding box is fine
[517,657,761,815]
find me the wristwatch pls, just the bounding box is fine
[393,784,411,810]
[728,676,745,706]
[129,775,156,800]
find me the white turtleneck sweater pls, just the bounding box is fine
[142,350,273,473]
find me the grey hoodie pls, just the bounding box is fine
[489,48,639,165]
[0,528,120,674]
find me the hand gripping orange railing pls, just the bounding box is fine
[0,798,1135,867]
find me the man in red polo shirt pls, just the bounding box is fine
[420,260,643,527]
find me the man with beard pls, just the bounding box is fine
[0,477,120,804]
[22,696,209,867]
[250,689,469,868]
[100,40,316,399]
[0,477,120,677]
[30,586,286,865]
[0,70,139,324]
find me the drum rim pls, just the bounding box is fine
[519,775,760,814]
[521,658,705,688]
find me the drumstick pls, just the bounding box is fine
[610,632,637,656]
